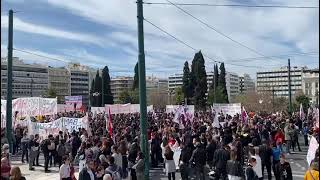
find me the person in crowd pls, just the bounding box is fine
[253,147,263,180]
[272,141,282,178]
[78,159,96,180]
[150,132,161,168]
[33,134,41,166]
[132,152,144,180]
[226,149,243,180]
[41,134,53,173]
[20,131,29,163]
[304,159,319,180]
[164,145,176,180]
[245,157,258,180]
[105,156,122,180]
[284,120,293,154]
[189,137,207,180]
[111,145,123,172]
[1,156,11,180]
[28,135,37,171]
[274,153,292,180]
[259,140,273,180]
[96,165,105,180]
[205,134,216,169]
[49,135,58,167]
[303,123,309,146]
[59,155,71,180]
[179,142,193,180]
[9,166,26,180]
[291,124,302,152]
[57,139,67,168]
[77,142,87,172]
[213,143,230,180]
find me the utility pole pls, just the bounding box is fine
[137,0,149,179]
[6,9,13,153]
[31,78,34,97]
[288,59,292,116]
[102,71,104,106]
[272,86,275,112]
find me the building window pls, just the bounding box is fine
[316,82,319,88]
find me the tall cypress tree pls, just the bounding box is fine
[218,63,229,103]
[214,64,219,88]
[90,79,95,106]
[132,62,139,90]
[191,51,207,110]
[94,70,102,106]
[182,61,192,104]
[102,66,114,105]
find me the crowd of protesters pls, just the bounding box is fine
[1,107,319,180]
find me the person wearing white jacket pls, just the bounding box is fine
[253,148,263,180]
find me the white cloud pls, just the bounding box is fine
[4,0,319,78]
[1,15,104,46]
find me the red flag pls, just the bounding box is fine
[107,107,113,138]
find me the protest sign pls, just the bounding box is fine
[166,105,195,114]
[62,117,86,133]
[306,136,319,166]
[103,104,154,114]
[212,103,241,116]
[65,96,82,111]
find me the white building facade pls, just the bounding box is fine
[239,74,255,93]
[256,67,305,97]
[1,57,48,99]
[302,68,319,105]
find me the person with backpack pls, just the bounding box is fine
[28,135,37,171]
[57,139,67,168]
[189,137,207,180]
[105,156,122,180]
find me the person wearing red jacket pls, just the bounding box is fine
[274,128,285,147]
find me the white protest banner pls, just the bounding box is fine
[65,96,82,111]
[28,118,63,138]
[91,107,106,115]
[307,136,319,166]
[104,104,154,114]
[39,98,57,115]
[166,105,195,114]
[62,117,86,133]
[212,103,241,116]
[10,97,57,117]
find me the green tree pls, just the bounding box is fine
[44,87,57,98]
[132,62,139,90]
[218,63,228,103]
[191,51,207,110]
[102,66,114,105]
[119,90,132,104]
[208,64,220,105]
[182,61,192,104]
[175,87,184,104]
[295,94,311,112]
[94,70,102,107]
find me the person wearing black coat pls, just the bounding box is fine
[78,159,96,180]
[274,154,292,180]
[179,143,193,180]
[189,137,206,180]
[213,144,230,180]
[206,135,217,169]
[226,150,243,180]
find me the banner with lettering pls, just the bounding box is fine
[28,118,63,138]
[212,103,241,116]
[166,105,195,114]
[62,117,85,133]
[103,104,154,114]
[65,96,82,111]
